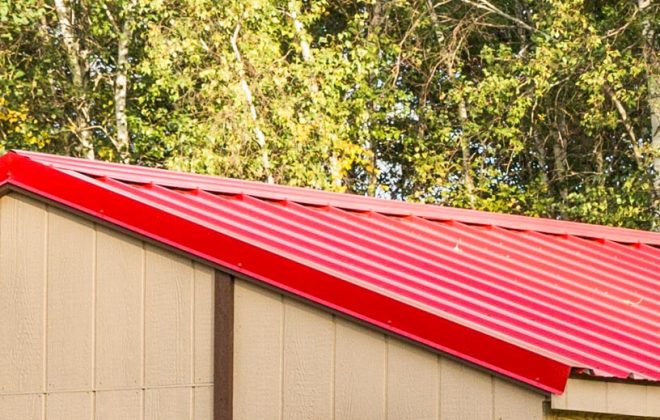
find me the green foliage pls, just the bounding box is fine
[0,0,658,228]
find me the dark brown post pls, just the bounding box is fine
[214,271,234,419]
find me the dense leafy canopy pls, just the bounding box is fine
[1,0,659,228]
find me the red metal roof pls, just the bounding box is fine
[2,150,660,394]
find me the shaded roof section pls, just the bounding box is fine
[2,150,660,394]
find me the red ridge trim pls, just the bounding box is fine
[1,151,570,393]
[14,150,660,245]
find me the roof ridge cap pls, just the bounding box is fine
[13,150,660,245]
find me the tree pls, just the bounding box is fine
[1,0,658,229]
[367,0,657,228]
[0,0,146,159]
[638,0,659,202]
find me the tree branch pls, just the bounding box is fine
[460,0,536,33]
[113,0,136,162]
[602,84,643,166]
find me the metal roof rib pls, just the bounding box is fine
[3,150,660,392]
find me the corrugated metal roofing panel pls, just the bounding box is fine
[2,150,660,394]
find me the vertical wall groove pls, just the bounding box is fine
[384,335,389,420]
[42,201,49,420]
[43,204,49,395]
[491,376,496,420]
[141,242,146,420]
[331,315,336,420]
[279,295,285,420]
[437,355,442,419]
[190,264,196,396]
[91,226,97,396]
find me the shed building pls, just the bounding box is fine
[1,150,660,419]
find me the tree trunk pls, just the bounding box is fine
[603,84,643,166]
[231,20,273,184]
[368,140,378,197]
[593,136,605,189]
[650,74,660,194]
[460,0,535,32]
[53,0,94,159]
[365,1,384,196]
[553,129,569,214]
[458,98,476,207]
[288,1,342,189]
[288,1,312,63]
[533,134,548,185]
[114,8,132,162]
[425,0,445,43]
[427,1,475,206]
[639,0,660,205]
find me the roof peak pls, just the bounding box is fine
[13,150,660,245]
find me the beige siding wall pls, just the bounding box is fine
[233,280,547,420]
[550,378,660,419]
[0,193,214,420]
[546,411,660,420]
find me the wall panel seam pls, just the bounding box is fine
[92,226,97,394]
[43,205,49,394]
[280,294,285,420]
[331,315,336,420]
[141,241,146,420]
[490,374,495,420]
[437,355,442,418]
[190,262,196,389]
[384,334,389,420]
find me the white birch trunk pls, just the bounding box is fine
[114,12,132,162]
[231,21,273,183]
[53,0,94,159]
[288,2,343,188]
[639,0,660,200]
